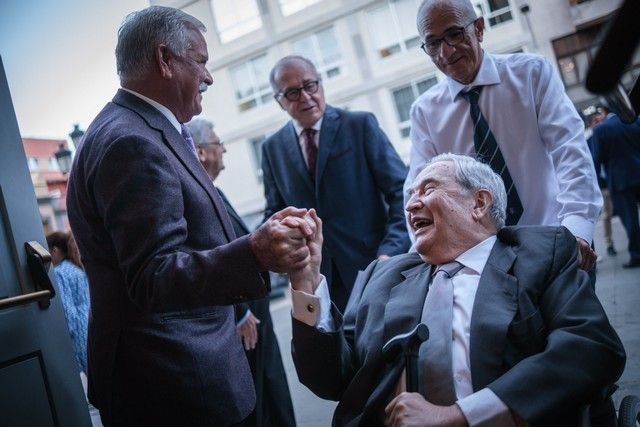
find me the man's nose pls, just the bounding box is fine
[205,69,214,85]
[405,195,420,212]
[438,41,456,59]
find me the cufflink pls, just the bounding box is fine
[307,303,315,313]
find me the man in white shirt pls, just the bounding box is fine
[405,0,601,273]
[287,153,624,426]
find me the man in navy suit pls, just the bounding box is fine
[67,7,313,426]
[591,107,640,268]
[262,55,410,311]
[287,154,624,426]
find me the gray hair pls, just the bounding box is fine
[427,153,506,229]
[269,55,320,93]
[186,118,215,146]
[416,0,478,39]
[116,6,206,82]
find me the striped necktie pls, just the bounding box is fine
[180,124,198,157]
[461,86,523,225]
[301,128,318,179]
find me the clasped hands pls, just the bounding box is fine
[250,207,323,293]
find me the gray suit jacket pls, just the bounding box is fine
[67,89,269,426]
[262,105,410,294]
[291,226,625,426]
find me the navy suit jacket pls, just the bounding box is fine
[591,114,640,193]
[262,105,410,292]
[291,226,625,427]
[67,89,269,426]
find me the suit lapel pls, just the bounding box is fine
[316,106,340,188]
[282,122,315,193]
[382,263,433,345]
[469,236,518,391]
[112,89,235,241]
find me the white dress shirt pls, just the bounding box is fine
[291,236,516,426]
[405,52,602,244]
[292,118,323,170]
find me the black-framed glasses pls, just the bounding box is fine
[420,19,478,56]
[276,80,321,102]
[199,141,224,149]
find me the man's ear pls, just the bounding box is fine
[196,146,207,163]
[475,17,485,43]
[472,189,493,221]
[156,44,173,79]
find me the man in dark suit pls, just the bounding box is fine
[262,55,410,311]
[187,118,296,427]
[285,153,625,426]
[66,7,313,426]
[591,107,640,268]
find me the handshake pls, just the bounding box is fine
[249,207,323,294]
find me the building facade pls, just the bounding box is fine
[151,0,635,223]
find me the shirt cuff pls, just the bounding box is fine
[291,275,335,332]
[236,309,251,327]
[457,388,516,427]
[561,215,596,244]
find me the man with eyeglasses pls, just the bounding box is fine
[187,118,297,427]
[405,0,602,279]
[261,55,410,312]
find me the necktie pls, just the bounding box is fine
[461,87,523,225]
[301,128,318,178]
[420,261,464,405]
[180,124,198,157]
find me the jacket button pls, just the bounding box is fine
[307,304,315,313]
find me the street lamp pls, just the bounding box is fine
[68,123,85,150]
[55,143,72,174]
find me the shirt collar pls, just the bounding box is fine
[454,235,497,276]
[292,117,323,139]
[121,87,182,134]
[446,51,501,101]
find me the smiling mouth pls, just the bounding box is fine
[411,217,433,231]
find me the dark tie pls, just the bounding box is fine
[180,124,198,157]
[461,87,523,225]
[420,261,464,405]
[301,128,318,178]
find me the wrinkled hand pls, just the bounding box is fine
[237,313,260,351]
[250,207,314,273]
[281,209,323,294]
[384,393,467,427]
[576,237,596,271]
[378,254,391,261]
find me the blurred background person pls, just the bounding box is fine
[46,230,90,377]
[591,105,640,268]
[188,118,296,427]
[586,107,617,258]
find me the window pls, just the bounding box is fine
[211,0,262,43]
[292,27,343,80]
[473,0,513,28]
[250,135,267,181]
[368,0,421,58]
[392,77,438,138]
[278,0,322,16]
[49,157,59,170]
[27,157,38,171]
[230,55,272,112]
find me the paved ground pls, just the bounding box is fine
[269,216,640,426]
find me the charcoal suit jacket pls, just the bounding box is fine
[67,89,269,426]
[291,226,625,427]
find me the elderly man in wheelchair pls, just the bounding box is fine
[285,154,635,426]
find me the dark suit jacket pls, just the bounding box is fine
[218,188,296,427]
[591,114,640,193]
[67,89,269,426]
[261,105,410,294]
[291,226,625,427]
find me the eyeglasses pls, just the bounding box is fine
[420,19,477,56]
[276,80,321,102]
[199,141,224,149]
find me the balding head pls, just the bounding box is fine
[416,0,477,39]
